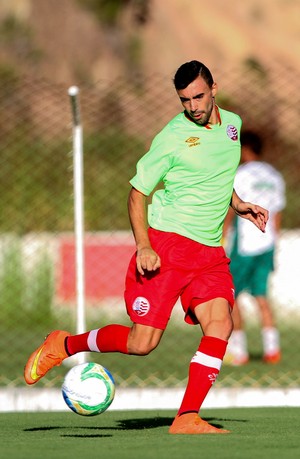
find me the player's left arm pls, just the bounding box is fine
[230,189,269,233]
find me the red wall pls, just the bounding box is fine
[57,235,135,302]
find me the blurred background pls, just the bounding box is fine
[0,0,299,397]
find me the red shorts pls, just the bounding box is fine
[124,228,234,329]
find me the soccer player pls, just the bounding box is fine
[24,61,268,434]
[223,130,286,366]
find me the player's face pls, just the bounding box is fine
[177,76,217,126]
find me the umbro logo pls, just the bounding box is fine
[185,137,200,147]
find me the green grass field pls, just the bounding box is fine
[1,408,299,459]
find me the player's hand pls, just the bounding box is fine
[233,201,269,232]
[136,247,161,275]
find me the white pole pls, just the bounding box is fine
[68,86,86,364]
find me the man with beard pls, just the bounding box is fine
[25,61,268,434]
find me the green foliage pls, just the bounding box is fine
[0,239,25,323]
[243,57,268,79]
[0,14,33,43]
[77,0,129,25]
[0,133,74,233]
[0,238,55,328]
[0,14,42,62]
[0,63,19,87]
[77,0,151,26]
[83,129,145,230]
[0,124,145,233]
[125,34,143,77]
[24,252,55,325]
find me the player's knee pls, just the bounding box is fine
[127,339,158,356]
[203,315,233,341]
[127,325,163,355]
[224,317,234,340]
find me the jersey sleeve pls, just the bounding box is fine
[129,127,174,196]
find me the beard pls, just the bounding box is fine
[190,100,214,126]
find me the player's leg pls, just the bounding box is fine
[231,298,244,329]
[176,298,232,414]
[169,244,234,434]
[253,250,280,363]
[224,298,249,365]
[25,228,169,385]
[24,323,164,385]
[169,297,232,434]
[67,322,164,356]
[255,295,281,363]
[24,229,183,385]
[224,253,252,365]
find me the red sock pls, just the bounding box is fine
[66,324,130,355]
[177,336,228,416]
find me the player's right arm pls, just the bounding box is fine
[127,187,161,276]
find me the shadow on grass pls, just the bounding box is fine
[116,416,248,430]
[61,434,113,438]
[23,417,173,434]
[116,416,173,429]
[24,415,246,436]
[23,425,113,438]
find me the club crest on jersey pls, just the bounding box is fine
[226,125,238,141]
[185,136,200,147]
[132,296,150,317]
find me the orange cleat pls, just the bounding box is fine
[24,330,71,385]
[263,351,281,364]
[169,413,230,435]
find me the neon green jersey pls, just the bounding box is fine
[130,107,242,246]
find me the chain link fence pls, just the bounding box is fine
[0,62,300,389]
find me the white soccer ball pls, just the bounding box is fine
[62,362,115,416]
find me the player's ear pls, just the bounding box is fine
[212,82,218,97]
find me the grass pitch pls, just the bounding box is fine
[1,407,299,459]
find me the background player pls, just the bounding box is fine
[224,130,286,365]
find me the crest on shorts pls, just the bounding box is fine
[226,125,238,141]
[132,296,150,317]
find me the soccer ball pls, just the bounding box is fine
[62,362,115,416]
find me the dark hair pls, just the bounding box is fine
[240,130,263,156]
[173,60,214,90]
